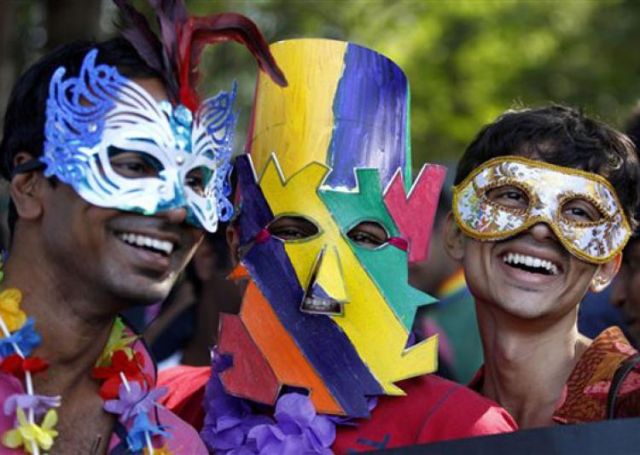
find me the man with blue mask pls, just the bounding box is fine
[0,1,285,453]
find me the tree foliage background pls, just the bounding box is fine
[3,0,640,167]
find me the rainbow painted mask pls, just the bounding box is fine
[453,156,631,264]
[218,39,446,418]
[42,49,235,232]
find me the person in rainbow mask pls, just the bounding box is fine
[445,105,640,427]
[0,1,285,452]
[159,38,517,453]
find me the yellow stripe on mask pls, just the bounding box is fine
[259,158,437,395]
[249,39,347,178]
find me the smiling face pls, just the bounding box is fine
[41,183,203,307]
[456,227,602,320]
[447,156,625,320]
[38,76,204,307]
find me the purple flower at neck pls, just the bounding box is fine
[202,350,337,454]
[103,381,167,422]
[201,351,272,453]
[4,393,61,420]
[247,393,335,455]
[0,318,41,358]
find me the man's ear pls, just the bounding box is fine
[226,224,241,266]
[443,212,465,261]
[10,152,44,221]
[590,252,622,293]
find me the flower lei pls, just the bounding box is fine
[0,268,171,454]
[201,350,378,454]
[0,286,57,455]
[92,318,171,454]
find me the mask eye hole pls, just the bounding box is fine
[185,166,214,196]
[347,221,389,249]
[268,216,320,241]
[108,146,163,178]
[485,184,529,210]
[561,197,604,223]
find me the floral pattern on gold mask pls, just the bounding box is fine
[453,156,631,264]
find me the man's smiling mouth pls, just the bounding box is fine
[116,232,175,256]
[502,252,560,276]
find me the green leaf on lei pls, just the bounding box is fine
[95,317,138,367]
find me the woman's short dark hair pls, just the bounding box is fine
[455,105,640,225]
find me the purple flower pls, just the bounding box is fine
[201,352,272,453]
[247,393,335,454]
[4,393,61,419]
[126,413,170,452]
[202,350,337,454]
[0,318,41,357]
[103,381,166,421]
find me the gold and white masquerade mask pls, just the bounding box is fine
[453,156,632,264]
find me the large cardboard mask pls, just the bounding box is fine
[219,39,446,418]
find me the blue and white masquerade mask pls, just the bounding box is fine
[42,49,236,232]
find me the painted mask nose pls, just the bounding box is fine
[301,246,348,315]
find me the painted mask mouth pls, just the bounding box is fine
[299,247,346,316]
[301,295,343,315]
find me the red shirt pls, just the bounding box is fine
[159,367,517,452]
[332,373,516,451]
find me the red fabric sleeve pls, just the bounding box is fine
[159,367,517,453]
[158,365,210,430]
[333,374,517,453]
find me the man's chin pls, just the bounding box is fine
[108,278,175,307]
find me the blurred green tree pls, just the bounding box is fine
[5,0,640,167]
[188,0,640,166]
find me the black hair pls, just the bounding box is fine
[455,105,640,225]
[0,37,161,234]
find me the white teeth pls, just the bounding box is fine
[502,252,559,275]
[118,232,174,255]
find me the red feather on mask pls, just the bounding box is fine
[178,13,287,111]
[114,0,287,111]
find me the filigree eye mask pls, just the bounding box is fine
[453,156,631,264]
[42,49,236,232]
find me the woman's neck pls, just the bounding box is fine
[476,302,591,428]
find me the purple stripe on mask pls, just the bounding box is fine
[242,240,383,417]
[232,178,384,418]
[235,156,275,245]
[325,43,408,190]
